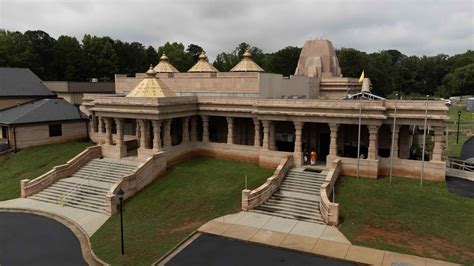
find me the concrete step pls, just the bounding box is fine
[280,182,320,190]
[285,173,325,181]
[271,192,319,203]
[254,205,323,222]
[284,178,324,185]
[265,200,319,213]
[52,181,109,193]
[250,209,323,223]
[279,186,320,195]
[37,190,106,206]
[57,180,110,193]
[80,163,135,172]
[258,201,319,217]
[30,194,107,213]
[72,173,117,183]
[75,168,128,178]
[43,186,106,200]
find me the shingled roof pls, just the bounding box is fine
[0,98,87,125]
[0,68,56,97]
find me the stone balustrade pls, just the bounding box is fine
[320,158,342,225]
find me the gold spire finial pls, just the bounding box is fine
[146,65,157,77]
[243,49,252,58]
[160,52,169,61]
[199,51,207,61]
[188,50,219,72]
[230,49,264,72]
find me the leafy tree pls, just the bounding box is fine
[265,46,301,76]
[82,34,118,81]
[438,63,474,96]
[186,44,203,62]
[24,30,57,80]
[53,35,85,81]
[145,45,159,67]
[0,29,37,69]
[157,42,194,72]
[213,42,265,72]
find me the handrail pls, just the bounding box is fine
[241,155,293,211]
[446,158,474,172]
[21,146,102,198]
[319,159,341,225]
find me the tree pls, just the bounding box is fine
[0,29,37,69]
[157,42,193,72]
[186,44,203,62]
[24,30,57,80]
[145,46,159,67]
[336,48,367,78]
[212,42,266,72]
[82,34,118,81]
[439,63,474,96]
[53,35,85,81]
[265,46,301,76]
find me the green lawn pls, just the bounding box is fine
[447,135,469,158]
[336,176,474,264]
[448,106,474,131]
[0,141,93,201]
[90,157,274,265]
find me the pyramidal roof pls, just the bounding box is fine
[153,53,179,73]
[126,66,176,98]
[230,50,264,72]
[188,51,219,73]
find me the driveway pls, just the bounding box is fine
[0,212,87,266]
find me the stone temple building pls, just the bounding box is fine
[82,39,448,182]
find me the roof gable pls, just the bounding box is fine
[0,68,56,97]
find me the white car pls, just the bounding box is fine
[442,98,452,106]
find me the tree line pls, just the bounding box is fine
[0,29,472,98]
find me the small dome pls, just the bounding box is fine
[188,50,219,73]
[127,66,176,98]
[146,65,157,77]
[230,50,264,72]
[153,53,179,73]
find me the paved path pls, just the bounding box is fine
[197,211,459,266]
[0,212,87,265]
[0,198,109,236]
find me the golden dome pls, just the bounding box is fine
[153,52,179,73]
[188,51,219,73]
[230,50,264,72]
[126,65,176,97]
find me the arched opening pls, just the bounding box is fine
[302,122,330,162]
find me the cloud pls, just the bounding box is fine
[0,0,472,59]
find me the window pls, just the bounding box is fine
[49,124,62,137]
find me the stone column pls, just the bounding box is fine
[269,122,275,150]
[163,119,172,148]
[329,123,339,156]
[104,117,113,145]
[226,117,233,144]
[253,118,260,147]
[202,115,209,142]
[294,121,304,154]
[368,125,379,160]
[90,114,97,133]
[114,118,124,148]
[98,117,104,133]
[262,120,270,149]
[152,120,161,152]
[390,125,400,158]
[182,117,190,144]
[138,120,147,149]
[190,116,198,142]
[432,126,444,161]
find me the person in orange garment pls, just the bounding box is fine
[311,150,318,165]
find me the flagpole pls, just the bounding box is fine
[420,95,429,186]
[389,93,398,183]
[357,93,362,180]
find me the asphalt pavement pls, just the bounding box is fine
[446,175,474,198]
[165,233,358,266]
[0,212,87,266]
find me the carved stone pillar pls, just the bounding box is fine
[253,118,260,147]
[390,125,400,159]
[262,120,270,149]
[202,115,209,142]
[138,120,147,149]
[294,121,304,154]
[104,118,113,145]
[114,118,124,148]
[90,114,96,133]
[432,126,444,161]
[98,117,104,133]
[152,120,161,152]
[368,125,379,160]
[190,116,198,142]
[182,117,190,144]
[269,122,275,150]
[163,119,172,148]
[227,117,233,144]
[329,123,339,156]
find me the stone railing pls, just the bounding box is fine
[21,146,102,198]
[241,154,293,211]
[105,152,166,215]
[319,158,341,225]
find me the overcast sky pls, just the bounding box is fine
[0,0,473,59]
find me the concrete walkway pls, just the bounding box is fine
[198,211,459,266]
[0,198,109,236]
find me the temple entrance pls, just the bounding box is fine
[233,118,254,146]
[274,121,295,152]
[302,122,330,163]
[171,118,183,146]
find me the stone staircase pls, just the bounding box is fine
[251,168,326,224]
[29,158,138,214]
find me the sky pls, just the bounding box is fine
[0,0,473,60]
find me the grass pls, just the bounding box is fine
[0,140,93,201]
[448,106,474,131]
[336,176,474,264]
[447,135,469,158]
[90,157,274,265]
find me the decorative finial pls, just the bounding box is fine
[243,49,252,58]
[199,51,207,60]
[146,65,157,77]
[160,52,168,61]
